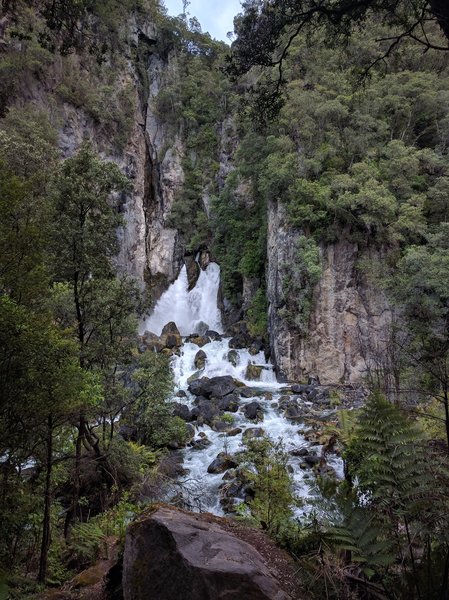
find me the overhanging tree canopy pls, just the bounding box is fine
[227,0,449,119]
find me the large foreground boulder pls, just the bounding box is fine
[123,506,296,600]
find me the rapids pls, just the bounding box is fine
[143,260,343,515]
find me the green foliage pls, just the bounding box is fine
[270,31,449,246]
[0,108,58,304]
[220,413,235,424]
[68,522,105,565]
[94,492,140,540]
[246,287,268,337]
[124,352,189,448]
[0,9,54,116]
[238,436,297,535]
[328,504,396,578]
[280,236,322,334]
[212,137,268,308]
[55,57,136,152]
[160,34,232,252]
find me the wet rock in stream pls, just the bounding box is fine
[193,349,207,370]
[207,453,238,474]
[188,375,237,399]
[243,401,264,421]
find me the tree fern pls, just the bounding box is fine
[345,393,433,518]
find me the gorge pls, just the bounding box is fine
[1,1,449,599]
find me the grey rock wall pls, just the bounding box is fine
[267,198,392,384]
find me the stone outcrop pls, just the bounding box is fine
[123,506,297,600]
[267,198,392,384]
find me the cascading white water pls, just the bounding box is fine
[142,257,343,515]
[141,262,223,336]
[171,339,344,516]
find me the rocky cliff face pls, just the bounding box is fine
[267,198,393,384]
[143,53,185,299]
[5,12,189,303]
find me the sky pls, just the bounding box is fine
[162,0,242,43]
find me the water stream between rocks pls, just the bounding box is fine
[142,261,344,516]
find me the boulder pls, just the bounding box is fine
[289,447,308,457]
[243,401,264,421]
[160,322,182,349]
[304,453,320,466]
[291,384,313,395]
[187,370,203,384]
[188,377,209,396]
[194,397,220,425]
[217,393,239,412]
[207,453,237,474]
[227,349,239,366]
[189,376,237,399]
[229,333,251,349]
[245,363,263,381]
[171,403,192,422]
[249,337,264,355]
[161,322,181,337]
[206,376,237,398]
[284,405,303,421]
[193,321,210,336]
[213,420,236,433]
[185,255,200,290]
[225,320,249,337]
[185,334,210,347]
[185,423,195,441]
[141,331,165,353]
[206,330,222,341]
[243,427,265,440]
[226,427,243,437]
[278,395,296,410]
[189,436,212,451]
[194,349,207,370]
[158,452,186,478]
[123,507,295,600]
[239,387,255,398]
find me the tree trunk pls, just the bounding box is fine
[440,544,449,600]
[443,386,449,456]
[38,415,53,584]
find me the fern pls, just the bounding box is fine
[328,503,395,578]
[68,522,105,564]
[345,393,433,519]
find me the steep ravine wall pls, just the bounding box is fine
[143,53,185,299]
[4,13,188,303]
[267,198,393,385]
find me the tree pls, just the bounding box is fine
[392,225,449,452]
[0,108,58,304]
[227,0,449,120]
[50,143,138,527]
[239,436,296,535]
[0,296,99,582]
[342,393,449,597]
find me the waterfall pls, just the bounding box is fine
[141,262,223,336]
[140,257,344,517]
